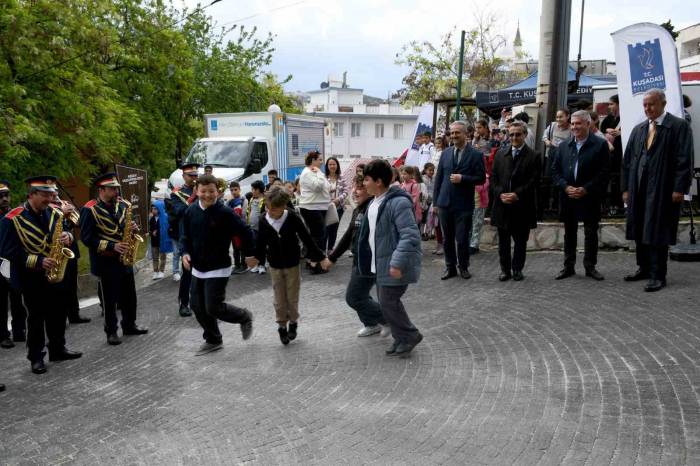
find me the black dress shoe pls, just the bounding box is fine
[179,304,192,317]
[123,326,148,335]
[385,340,400,355]
[31,360,47,374]
[585,269,605,281]
[459,268,472,279]
[0,338,14,349]
[498,272,511,282]
[624,269,650,282]
[555,268,575,280]
[0,383,5,392]
[512,271,524,281]
[49,348,83,362]
[288,322,298,341]
[395,333,423,358]
[107,334,122,346]
[278,327,290,345]
[644,279,666,292]
[441,269,457,280]
[68,315,91,324]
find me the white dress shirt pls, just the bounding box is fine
[367,190,388,274]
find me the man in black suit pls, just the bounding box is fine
[490,122,541,281]
[622,89,693,292]
[551,110,609,281]
[432,121,486,280]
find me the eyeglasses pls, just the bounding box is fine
[509,132,524,137]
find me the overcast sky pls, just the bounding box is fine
[182,0,698,98]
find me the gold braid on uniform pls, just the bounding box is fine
[89,201,127,252]
[174,190,191,205]
[11,208,60,268]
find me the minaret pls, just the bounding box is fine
[514,20,523,57]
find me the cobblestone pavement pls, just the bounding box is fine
[1,249,700,465]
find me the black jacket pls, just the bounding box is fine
[328,197,372,265]
[490,144,541,230]
[622,113,693,246]
[551,135,610,222]
[255,209,325,269]
[181,201,254,272]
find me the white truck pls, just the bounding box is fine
[168,111,326,194]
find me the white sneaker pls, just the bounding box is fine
[357,325,381,337]
[152,272,159,280]
[257,265,266,274]
[249,266,259,273]
[173,273,181,282]
[379,324,391,338]
[157,272,165,279]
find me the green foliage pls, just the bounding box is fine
[0,0,298,200]
[660,20,679,40]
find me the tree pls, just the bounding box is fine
[660,20,679,41]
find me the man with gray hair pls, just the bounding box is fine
[622,89,693,292]
[551,110,610,281]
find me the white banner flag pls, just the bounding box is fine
[404,104,434,169]
[611,23,684,149]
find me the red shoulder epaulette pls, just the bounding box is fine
[5,206,24,219]
[84,199,97,208]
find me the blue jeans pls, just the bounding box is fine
[171,239,181,274]
[345,266,385,327]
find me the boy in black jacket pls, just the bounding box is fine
[181,175,258,355]
[256,187,331,345]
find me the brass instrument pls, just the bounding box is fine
[46,213,75,284]
[216,178,227,195]
[54,200,79,226]
[120,200,144,266]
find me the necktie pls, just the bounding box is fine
[512,148,519,159]
[646,120,656,150]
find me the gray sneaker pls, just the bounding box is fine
[195,342,222,356]
[240,310,254,340]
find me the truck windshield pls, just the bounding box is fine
[185,141,251,168]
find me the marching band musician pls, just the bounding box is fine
[0,180,27,349]
[80,173,148,346]
[51,193,91,325]
[167,162,199,317]
[0,176,82,374]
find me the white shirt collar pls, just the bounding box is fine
[265,209,288,232]
[651,112,667,125]
[198,200,208,211]
[512,144,525,152]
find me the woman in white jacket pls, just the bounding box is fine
[298,151,331,269]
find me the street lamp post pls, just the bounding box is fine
[455,30,466,121]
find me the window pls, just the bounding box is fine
[375,123,384,138]
[351,123,361,138]
[291,134,299,156]
[393,124,403,139]
[333,122,344,137]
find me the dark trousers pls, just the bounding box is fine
[563,218,599,270]
[377,285,420,344]
[232,247,244,268]
[438,208,472,271]
[345,266,385,327]
[178,267,192,307]
[99,269,137,334]
[0,278,26,340]
[23,281,66,361]
[190,276,250,344]
[325,207,344,252]
[633,174,668,280]
[498,227,530,273]
[63,258,81,321]
[299,208,327,256]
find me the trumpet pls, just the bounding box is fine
[51,199,80,226]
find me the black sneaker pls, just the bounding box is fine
[288,322,298,341]
[278,327,290,345]
[179,305,192,317]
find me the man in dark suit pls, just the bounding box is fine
[433,121,486,280]
[622,89,693,292]
[490,122,541,281]
[551,110,609,281]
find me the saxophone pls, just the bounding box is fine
[120,200,144,266]
[46,213,76,284]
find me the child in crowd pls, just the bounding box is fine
[228,181,248,274]
[400,166,422,224]
[247,180,267,274]
[255,187,331,345]
[420,163,435,240]
[149,204,166,279]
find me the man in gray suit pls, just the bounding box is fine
[622,89,694,292]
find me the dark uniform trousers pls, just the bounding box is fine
[0,277,25,340]
[178,267,192,307]
[62,258,81,321]
[24,279,67,361]
[99,267,138,335]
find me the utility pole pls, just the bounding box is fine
[535,0,572,154]
[455,30,466,121]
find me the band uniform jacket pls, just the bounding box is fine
[551,135,610,223]
[433,144,486,213]
[490,144,541,231]
[622,112,693,246]
[166,184,195,241]
[0,203,66,291]
[80,198,132,276]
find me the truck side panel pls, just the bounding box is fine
[281,119,325,181]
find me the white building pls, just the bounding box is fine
[677,23,700,72]
[303,84,421,161]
